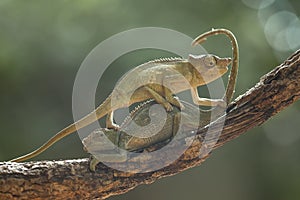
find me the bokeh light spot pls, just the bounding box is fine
[242,0,275,9]
[264,11,298,51]
[286,19,300,50]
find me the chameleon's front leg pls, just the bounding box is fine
[191,87,226,107]
[105,85,179,129]
[164,89,185,110]
[143,86,173,111]
[144,86,184,111]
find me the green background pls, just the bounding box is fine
[0,0,300,199]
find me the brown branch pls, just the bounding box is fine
[1,50,300,200]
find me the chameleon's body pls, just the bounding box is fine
[9,28,239,163]
[83,100,226,171]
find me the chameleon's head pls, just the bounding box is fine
[188,54,231,83]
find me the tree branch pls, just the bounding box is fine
[1,50,300,200]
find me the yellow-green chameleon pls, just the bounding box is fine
[9,28,239,163]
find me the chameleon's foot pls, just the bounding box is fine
[106,123,120,131]
[195,97,227,108]
[164,102,173,112]
[165,96,184,111]
[213,99,227,108]
[172,96,185,110]
[89,155,100,172]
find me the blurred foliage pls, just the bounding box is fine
[0,0,299,200]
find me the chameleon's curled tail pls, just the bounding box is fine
[10,95,113,162]
[192,28,239,104]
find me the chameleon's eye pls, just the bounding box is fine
[204,55,216,67]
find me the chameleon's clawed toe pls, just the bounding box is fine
[165,103,173,112]
[172,96,185,110]
[179,102,185,110]
[89,155,100,172]
[107,124,120,131]
[215,99,227,108]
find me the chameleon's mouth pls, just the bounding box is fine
[217,57,232,68]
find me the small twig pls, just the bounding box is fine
[0,50,299,200]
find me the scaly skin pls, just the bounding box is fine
[83,100,227,171]
[9,28,238,163]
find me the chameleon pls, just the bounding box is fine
[83,28,239,171]
[83,99,227,171]
[9,28,239,163]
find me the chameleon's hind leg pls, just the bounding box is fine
[106,112,120,130]
[144,86,173,111]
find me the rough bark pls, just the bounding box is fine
[1,50,300,200]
